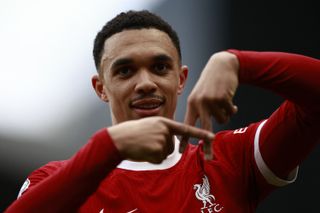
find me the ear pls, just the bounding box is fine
[177,65,188,95]
[91,75,109,102]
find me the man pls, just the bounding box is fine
[6,10,320,213]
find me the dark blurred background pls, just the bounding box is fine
[1,0,319,212]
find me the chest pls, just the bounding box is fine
[79,164,252,213]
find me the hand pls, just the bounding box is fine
[180,51,240,159]
[108,116,214,164]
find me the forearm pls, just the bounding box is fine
[6,129,122,212]
[228,49,320,115]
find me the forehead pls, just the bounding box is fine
[101,29,179,69]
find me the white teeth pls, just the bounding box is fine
[135,104,160,109]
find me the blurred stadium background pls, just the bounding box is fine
[1,0,319,212]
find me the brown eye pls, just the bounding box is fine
[153,63,168,74]
[117,67,133,77]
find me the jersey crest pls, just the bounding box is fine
[194,175,224,212]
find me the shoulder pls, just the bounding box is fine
[186,121,264,157]
[209,121,266,169]
[17,160,67,198]
[222,120,264,137]
[30,160,67,177]
[214,121,263,148]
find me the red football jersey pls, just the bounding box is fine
[6,50,320,213]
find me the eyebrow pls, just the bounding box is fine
[152,54,174,63]
[110,58,134,71]
[110,54,174,71]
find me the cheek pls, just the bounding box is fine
[105,84,127,105]
[169,77,181,95]
[106,85,131,121]
[162,79,180,103]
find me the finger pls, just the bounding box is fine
[219,108,230,124]
[212,105,233,124]
[179,135,188,153]
[199,108,213,131]
[180,105,198,153]
[203,138,213,160]
[165,119,215,142]
[161,134,174,160]
[147,142,168,164]
[148,157,164,164]
[166,135,175,156]
[233,105,238,114]
[199,110,213,160]
[219,100,238,116]
[184,104,198,126]
[211,105,228,124]
[145,150,164,164]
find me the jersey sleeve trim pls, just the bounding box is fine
[17,178,30,199]
[254,120,299,187]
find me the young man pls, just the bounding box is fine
[6,10,320,213]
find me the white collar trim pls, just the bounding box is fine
[117,136,182,171]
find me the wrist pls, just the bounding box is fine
[210,51,239,76]
[107,125,126,157]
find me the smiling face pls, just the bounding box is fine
[92,29,188,124]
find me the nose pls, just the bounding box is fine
[134,69,157,94]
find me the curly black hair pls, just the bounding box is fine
[93,10,181,71]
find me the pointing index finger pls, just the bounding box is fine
[165,119,215,142]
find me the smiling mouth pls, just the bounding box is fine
[130,97,164,109]
[130,96,165,116]
[132,103,162,109]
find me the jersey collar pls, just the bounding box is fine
[116,136,182,171]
